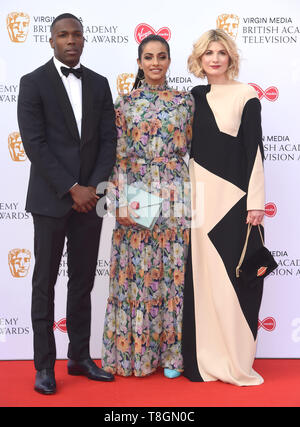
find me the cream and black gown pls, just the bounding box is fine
[182,82,265,386]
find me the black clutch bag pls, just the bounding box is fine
[236,224,278,285]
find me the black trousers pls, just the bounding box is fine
[31,208,103,370]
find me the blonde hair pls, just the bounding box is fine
[188,29,240,80]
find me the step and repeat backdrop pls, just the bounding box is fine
[0,0,299,360]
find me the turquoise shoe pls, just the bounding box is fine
[164,368,181,379]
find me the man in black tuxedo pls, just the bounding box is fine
[17,13,116,394]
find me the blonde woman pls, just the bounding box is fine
[182,29,265,386]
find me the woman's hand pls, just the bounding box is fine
[246,209,265,226]
[117,202,140,226]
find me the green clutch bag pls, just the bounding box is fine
[121,184,163,230]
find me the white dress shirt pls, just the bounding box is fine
[53,56,82,190]
[53,56,82,137]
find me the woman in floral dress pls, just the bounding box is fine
[101,35,194,377]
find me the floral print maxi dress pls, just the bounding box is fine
[101,81,194,376]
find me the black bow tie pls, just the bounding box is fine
[60,66,83,79]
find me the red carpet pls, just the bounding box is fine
[1,359,299,407]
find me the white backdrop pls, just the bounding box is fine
[0,0,299,360]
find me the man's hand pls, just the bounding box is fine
[70,184,99,213]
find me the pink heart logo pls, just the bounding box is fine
[134,23,171,44]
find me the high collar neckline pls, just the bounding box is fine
[141,80,170,91]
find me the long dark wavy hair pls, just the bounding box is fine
[132,34,171,90]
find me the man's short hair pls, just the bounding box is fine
[50,13,83,34]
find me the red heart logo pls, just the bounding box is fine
[134,23,171,44]
[248,83,279,102]
[53,318,67,333]
[258,317,276,332]
[265,202,277,217]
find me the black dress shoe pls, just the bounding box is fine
[67,358,114,381]
[34,369,56,395]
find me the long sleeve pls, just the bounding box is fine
[17,74,77,199]
[106,95,128,210]
[88,77,117,189]
[241,97,265,211]
[181,92,194,157]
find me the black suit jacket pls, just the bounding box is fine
[17,58,117,217]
